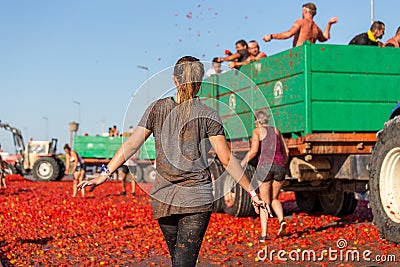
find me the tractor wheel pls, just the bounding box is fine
[318,189,357,216]
[222,164,257,217]
[33,157,61,181]
[5,163,18,175]
[295,191,319,213]
[55,158,66,180]
[125,166,143,183]
[369,116,400,243]
[143,165,157,183]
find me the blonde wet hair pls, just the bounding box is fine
[173,56,205,135]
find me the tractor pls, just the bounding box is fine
[0,121,65,181]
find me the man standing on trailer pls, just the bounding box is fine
[263,2,338,47]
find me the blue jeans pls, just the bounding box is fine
[158,211,212,267]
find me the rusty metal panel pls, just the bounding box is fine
[286,133,376,156]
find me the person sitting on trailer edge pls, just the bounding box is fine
[216,39,250,69]
[263,2,338,47]
[384,26,400,48]
[233,40,267,69]
[349,21,385,47]
[247,40,267,61]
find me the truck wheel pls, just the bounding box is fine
[126,166,143,183]
[33,157,61,181]
[55,158,65,181]
[369,116,400,243]
[209,159,225,213]
[341,192,358,215]
[143,165,156,183]
[5,163,18,175]
[295,191,318,213]
[222,165,256,217]
[318,190,357,216]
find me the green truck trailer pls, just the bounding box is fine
[73,136,156,183]
[200,42,400,243]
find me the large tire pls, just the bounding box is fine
[55,158,66,181]
[340,192,358,215]
[33,157,61,181]
[295,191,319,213]
[222,165,256,217]
[369,116,400,243]
[5,163,18,175]
[318,189,357,216]
[125,166,143,183]
[209,159,225,213]
[143,165,156,183]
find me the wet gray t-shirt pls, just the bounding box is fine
[138,97,225,219]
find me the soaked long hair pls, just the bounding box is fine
[173,56,205,136]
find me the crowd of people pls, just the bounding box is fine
[207,2,398,76]
[108,125,120,137]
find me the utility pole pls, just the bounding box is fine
[42,116,49,140]
[137,65,150,105]
[73,100,81,135]
[371,0,374,24]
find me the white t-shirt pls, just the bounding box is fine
[205,68,226,78]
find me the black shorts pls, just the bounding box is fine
[254,164,286,183]
[75,164,85,172]
[119,165,137,175]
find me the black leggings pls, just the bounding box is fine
[158,211,212,267]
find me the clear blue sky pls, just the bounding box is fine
[0,0,398,153]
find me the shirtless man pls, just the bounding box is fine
[232,40,267,68]
[263,3,338,47]
[247,40,267,61]
[384,26,400,48]
[216,39,250,69]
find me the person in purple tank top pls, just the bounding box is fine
[241,111,289,241]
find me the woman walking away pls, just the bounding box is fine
[241,110,289,241]
[77,56,266,267]
[64,144,86,197]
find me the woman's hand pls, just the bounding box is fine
[77,174,108,192]
[252,195,273,216]
[251,195,267,214]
